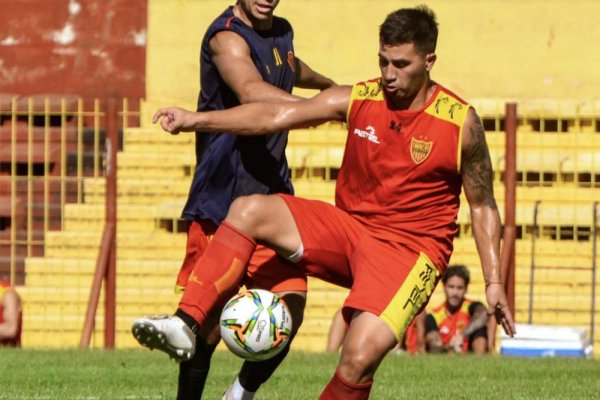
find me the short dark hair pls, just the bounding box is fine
[442,264,470,286]
[379,5,438,54]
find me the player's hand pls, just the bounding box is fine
[485,283,516,337]
[152,107,196,135]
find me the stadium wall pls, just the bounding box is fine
[0,0,146,99]
[147,0,600,106]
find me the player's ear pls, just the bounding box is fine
[424,53,437,71]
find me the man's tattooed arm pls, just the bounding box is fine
[461,107,503,287]
[461,108,498,210]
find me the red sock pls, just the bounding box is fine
[319,369,373,400]
[178,221,256,324]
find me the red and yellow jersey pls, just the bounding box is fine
[336,78,470,270]
[0,279,22,347]
[429,299,474,352]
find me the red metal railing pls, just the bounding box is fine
[80,97,118,348]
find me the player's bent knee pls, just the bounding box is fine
[339,347,379,382]
[227,195,271,234]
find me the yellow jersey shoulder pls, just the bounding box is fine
[350,78,385,102]
[424,88,470,127]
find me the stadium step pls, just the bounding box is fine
[117,151,195,179]
[83,177,191,204]
[63,203,163,232]
[122,126,194,153]
[43,231,186,259]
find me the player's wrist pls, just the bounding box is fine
[485,281,503,289]
[484,275,503,288]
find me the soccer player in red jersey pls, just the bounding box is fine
[425,265,489,354]
[138,6,516,398]
[0,277,22,347]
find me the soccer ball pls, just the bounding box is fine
[219,289,292,361]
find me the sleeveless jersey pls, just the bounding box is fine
[336,78,470,270]
[430,299,475,352]
[182,7,296,224]
[0,280,22,347]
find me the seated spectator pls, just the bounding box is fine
[0,276,22,347]
[424,264,488,354]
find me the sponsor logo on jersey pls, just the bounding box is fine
[434,95,463,120]
[448,102,464,119]
[356,80,383,98]
[410,137,433,164]
[389,120,402,133]
[434,96,449,114]
[353,125,380,144]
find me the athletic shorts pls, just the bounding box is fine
[175,219,307,294]
[279,194,442,340]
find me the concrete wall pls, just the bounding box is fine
[0,0,146,99]
[147,0,600,105]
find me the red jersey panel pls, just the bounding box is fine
[0,279,22,347]
[336,78,470,270]
[430,299,474,352]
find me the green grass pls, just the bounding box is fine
[0,349,599,399]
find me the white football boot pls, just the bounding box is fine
[221,378,255,400]
[131,314,196,362]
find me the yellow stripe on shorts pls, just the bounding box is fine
[379,252,440,340]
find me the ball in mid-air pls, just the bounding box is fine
[219,289,292,361]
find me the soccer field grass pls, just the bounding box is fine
[1,348,599,399]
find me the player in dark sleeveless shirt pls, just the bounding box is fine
[173,2,335,399]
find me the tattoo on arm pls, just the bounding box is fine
[462,110,498,209]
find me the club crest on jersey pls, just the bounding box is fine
[410,137,433,164]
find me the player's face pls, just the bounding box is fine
[443,276,467,310]
[378,43,435,104]
[237,0,280,29]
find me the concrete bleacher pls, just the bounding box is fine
[22,125,185,347]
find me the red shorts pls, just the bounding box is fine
[176,219,307,294]
[279,194,442,340]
